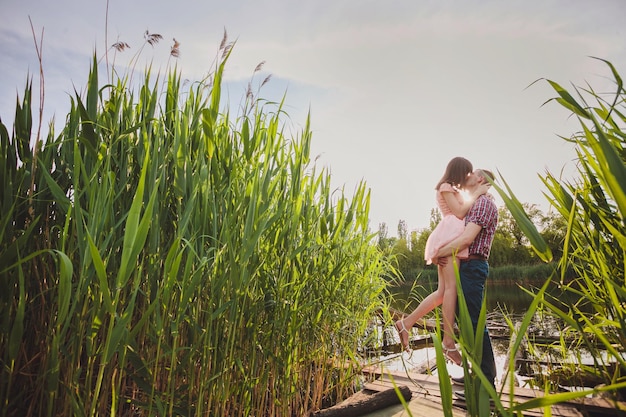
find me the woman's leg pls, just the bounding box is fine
[441,256,461,365]
[395,266,445,350]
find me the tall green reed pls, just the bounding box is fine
[0,37,391,416]
[485,57,626,414]
[536,58,626,396]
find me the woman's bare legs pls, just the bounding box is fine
[441,257,462,365]
[395,266,446,351]
[395,255,462,364]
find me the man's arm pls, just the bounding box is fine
[434,222,482,260]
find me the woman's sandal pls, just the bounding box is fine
[443,344,462,366]
[394,319,411,352]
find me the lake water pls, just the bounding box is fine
[392,278,561,315]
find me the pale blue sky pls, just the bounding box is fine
[2,0,625,234]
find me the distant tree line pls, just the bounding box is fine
[377,203,567,282]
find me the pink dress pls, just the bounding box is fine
[424,183,469,264]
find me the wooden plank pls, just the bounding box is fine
[367,371,584,417]
[313,386,412,417]
[500,382,626,414]
[360,395,467,417]
[363,365,626,416]
[365,374,442,397]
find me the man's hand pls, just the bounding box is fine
[434,256,448,267]
[470,183,490,198]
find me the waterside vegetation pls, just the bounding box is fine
[0,32,392,416]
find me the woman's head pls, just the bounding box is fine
[437,157,473,189]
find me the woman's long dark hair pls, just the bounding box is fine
[435,157,473,190]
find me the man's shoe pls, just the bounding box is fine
[451,375,464,386]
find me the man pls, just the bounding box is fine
[434,169,499,387]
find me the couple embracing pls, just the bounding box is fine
[395,156,498,387]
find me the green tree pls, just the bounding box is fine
[539,209,566,261]
[392,236,412,278]
[377,222,391,250]
[428,207,442,230]
[397,219,408,241]
[492,204,540,265]
[392,220,425,280]
[410,229,427,267]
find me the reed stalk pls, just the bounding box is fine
[489,58,626,413]
[0,37,391,416]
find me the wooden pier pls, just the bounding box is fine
[315,311,626,416]
[315,366,626,417]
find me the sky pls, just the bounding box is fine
[2,0,625,236]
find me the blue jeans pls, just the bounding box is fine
[459,260,496,386]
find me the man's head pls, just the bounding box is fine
[476,169,494,185]
[466,169,494,190]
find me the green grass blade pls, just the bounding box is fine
[489,172,553,262]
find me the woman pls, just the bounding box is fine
[395,157,488,364]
